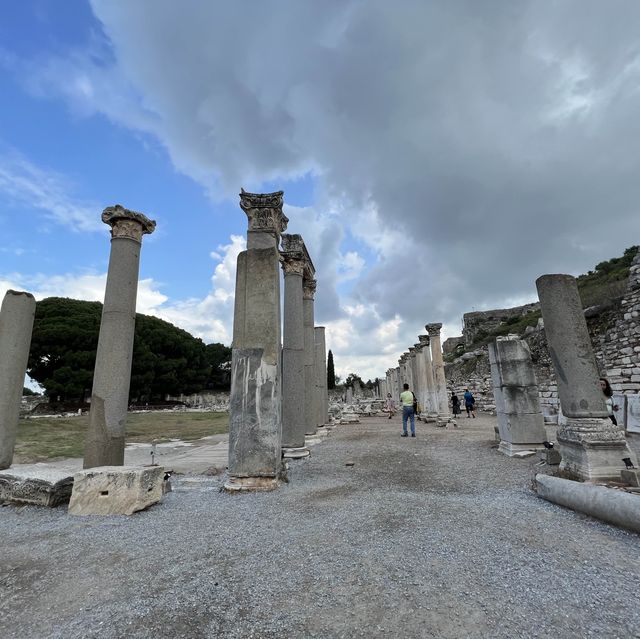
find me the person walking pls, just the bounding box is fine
[599,377,619,426]
[451,392,461,416]
[463,388,476,418]
[385,392,396,419]
[400,383,416,437]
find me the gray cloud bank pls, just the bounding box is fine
[57,1,640,366]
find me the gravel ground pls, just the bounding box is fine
[1,413,639,639]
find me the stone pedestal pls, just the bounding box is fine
[226,190,287,492]
[0,291,36,470]
[489,336,546,456]
[69,465,164,515]
[536,274,636,481]
[280,235,312,459]
[426,323,450,419]
[0,465,73,507]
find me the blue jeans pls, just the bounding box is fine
[402,406,415,435]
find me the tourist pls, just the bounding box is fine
[385,393,396,419]
[400,383,416,437]
[463,388,476,418]
[599,377,619,426]
[451,392,461,416]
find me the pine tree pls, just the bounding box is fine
[327,349,336,390]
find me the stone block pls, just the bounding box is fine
[495,385,542,415]
[69,466,164,516]
[621,469,640,487]
[0,466,73,507]
[496,411,546,444]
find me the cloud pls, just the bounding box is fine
[12,0,640,377]
[0,151,104,232]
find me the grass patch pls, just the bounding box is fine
[14,411,229,463]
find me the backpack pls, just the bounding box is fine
[412,392,418,414]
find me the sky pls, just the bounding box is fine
[2,0,640,383]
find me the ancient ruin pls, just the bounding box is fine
[84,205,156,469]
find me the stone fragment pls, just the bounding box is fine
[68,465,164,516]
[621,469,640,487]
[0,466,73,507]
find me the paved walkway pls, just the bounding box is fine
[1,414,638,639]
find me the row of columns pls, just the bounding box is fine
[383,323,450,420]
[225,190,329,491]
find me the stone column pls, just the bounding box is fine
[396,364,402,398]
[536,274,637,480]
[280,234,310,459]
[225,190,287,491]
[303,279,318,436]
[409,347,420,409]
[426,323,450,418]
[84,205,155,469]
[488,336,546,456]
[0,291,36,470]
[315,326,328,427]
[418,335,438,416]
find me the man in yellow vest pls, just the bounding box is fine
[400,383,416,437]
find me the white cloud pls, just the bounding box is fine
[0,151,104,232]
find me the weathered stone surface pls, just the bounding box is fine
[84,206,156,469]
[0,291,36,470]
[621,468,640,487]
[69,466,164,516]
[0,466,73,507]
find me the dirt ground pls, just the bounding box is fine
[0,413,638,639]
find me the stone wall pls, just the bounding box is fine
[442,336,464,356]
[445,250,640,434]
[462,302,539,347]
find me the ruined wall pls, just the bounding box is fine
[442,336,464,356]
[445,251,640,431]
[462,302,539,346]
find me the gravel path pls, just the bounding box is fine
[1,414,638,639]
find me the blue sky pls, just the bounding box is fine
[2,1,640,382]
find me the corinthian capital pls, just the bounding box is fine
[239,188,288,237]
[303,279,317,300]
[425,323,442,337]
[281,233,315,279]
[102,205,156,242]
[418,334,430,346]
[281,255,305,277]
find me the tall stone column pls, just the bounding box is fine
[536,275,637,480]
[488,336,546,456]
[396,364,402,398]
[0,291,36,470]
[303,279,318,437]
[426,323,450,418]
[315,326,328,427]
[418,335,437,416]
[280,234,311,459]
[84,205,155,469]
[409,347,420,406]
[226,190,287,491]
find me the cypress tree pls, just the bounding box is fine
[327,349,336,390]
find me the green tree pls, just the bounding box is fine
[22,387,38,396]
[27,297,211,402]
[205,342,232,390]
[344,373,364,389]
[327,349,336,390]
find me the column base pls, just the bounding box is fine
[558,418,639,482]
[223,476,280,493]
[498,441,546,457]
[282,446,311,459]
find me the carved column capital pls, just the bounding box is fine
[102,205,156,242]
[240,188,288,237]
[425,323,442,337]
[303,279,317,300]
[418,334,430,347]
[281,255,305,277]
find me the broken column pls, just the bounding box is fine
[280,234,311,458]
[536,274,637,480]
[426,323,450,418]
[488,335,546,456]
[225,190,287,491]
[0,291,36,469]
[84,205,156,469]
[315,326,328,427]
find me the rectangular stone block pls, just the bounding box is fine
[621,468,640,487]
[496,411,546,444]
[68,465,164,516]
[495,385,543,415]
[628,395,640,434]
[0,466,73,507]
